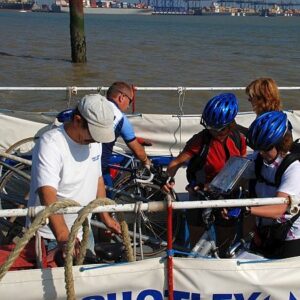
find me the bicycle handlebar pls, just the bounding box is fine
[135,172,155,183]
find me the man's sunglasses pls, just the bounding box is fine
[116,89,133,105]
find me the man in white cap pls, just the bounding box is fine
[28,94,121,260]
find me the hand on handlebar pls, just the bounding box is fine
[185,182,209,195]
[162,177,175,193]
[143,158,152,170]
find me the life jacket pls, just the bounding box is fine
[254,139,300,188]
[186,128,243,184]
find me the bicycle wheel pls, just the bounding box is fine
[5,137,37,156]
[114,180,180,257]
[0,163,31,242]
[0,137,36,178]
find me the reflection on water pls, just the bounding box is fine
[0,11,299,113]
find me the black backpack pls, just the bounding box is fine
[255,139,300,188]
[186,128,243,183]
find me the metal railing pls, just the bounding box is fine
[0,196,299,218]
[0,86,300,92]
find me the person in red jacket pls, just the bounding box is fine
[164,93,246,254]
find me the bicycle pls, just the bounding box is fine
[174,186,252,259]
[104,152,180,258]
[0,138,35,244]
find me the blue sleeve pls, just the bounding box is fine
[120,115,136,143]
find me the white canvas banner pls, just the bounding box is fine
[2,109,300,156]
[0,257,300,300]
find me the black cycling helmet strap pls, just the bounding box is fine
[193,129,212,171]
[255,153,264,182]
[186,129,212,183]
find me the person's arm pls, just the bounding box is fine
[97,176,121,234]
[247,191,288,219]
[162,151,192,193]
[167,152,191,177]
[120,115,151,166]
[126,139,151,166]
[38,185,70,242]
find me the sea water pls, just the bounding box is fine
[0,11,299,113]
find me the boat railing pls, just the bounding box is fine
[0,196,299,218]
[1,86,300,92]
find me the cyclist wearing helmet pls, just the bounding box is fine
[245,111,300,258]
[164,93,246,251]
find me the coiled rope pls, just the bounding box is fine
[0,196,134,300]
[64,197,134,300]
[0,199,81,281]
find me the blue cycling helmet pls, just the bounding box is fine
[201,93,238,129]
[247,111,288,151]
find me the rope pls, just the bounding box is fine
[97,86,105,95]
[64,197,134,300]
[177,87,186,116]
[167,87,186,156]
[0,199,81,281]
[177,87,186,153]
[66,86,78,108]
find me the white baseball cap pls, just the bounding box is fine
[78,94,115,143]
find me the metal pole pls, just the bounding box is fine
[0,152,32,166]
[0,86,300,92]
[167,194,174,300]
[0,196,298,218]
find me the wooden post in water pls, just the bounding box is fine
[69,0,87,63]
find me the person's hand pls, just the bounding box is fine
[221,208,229,220]
[185,183,204,194]
[104,216,122,235]
[58,238,81,259]
[136,137,152,147]
[162,178,175,193]
[143,158,152,170]
[52,238,81,266]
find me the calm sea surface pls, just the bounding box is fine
[0,11,299,114]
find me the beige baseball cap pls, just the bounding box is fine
[78,94,115,143]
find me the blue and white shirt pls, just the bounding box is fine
[101,100,136,174]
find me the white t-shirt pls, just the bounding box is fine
[28,125,102,240]
[255,153,300,241]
